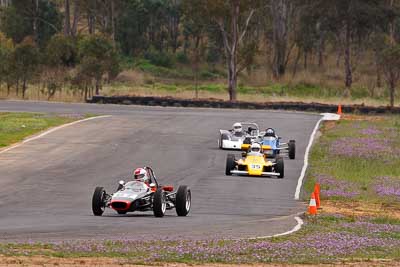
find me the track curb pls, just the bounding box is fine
[88,95,400,114]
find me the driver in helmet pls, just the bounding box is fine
[264,128,277,138]
[133,167,151,185]
[232,122,244,137]
[247,143,263,156]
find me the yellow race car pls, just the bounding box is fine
[225,143,284,178]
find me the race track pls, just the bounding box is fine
[0,101,321,241]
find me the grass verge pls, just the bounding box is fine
[0,113,81,148]
[0,214,400,265]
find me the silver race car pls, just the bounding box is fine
[92,167,191,217]
[218,122,260,150]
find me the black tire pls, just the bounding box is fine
[288,140,296,160]
[153,189,166,217]
[176,185,191,216]
[243,137,252,145]
[92,187,106,216]
[275,157,284,178]
[225,154,236,176]
[117,211,127,215]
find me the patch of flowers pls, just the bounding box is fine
[374,176,400,199]
[341,221,400,234]
[316,174,360,198]
[48,217,400,264]
[329,137,395,159]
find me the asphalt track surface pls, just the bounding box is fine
[0,100,321,242]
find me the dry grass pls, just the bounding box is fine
[321,200,400,220]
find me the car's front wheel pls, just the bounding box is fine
[176,185,191,216]
[92,187,106,216]
[275,157,284,179]
[153,189,166,217]
[225,154,236,176]
[288,140,296,159]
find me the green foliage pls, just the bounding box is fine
[12,37,40,96]
[77,34,121,93]
[135,59,192,79]
[46,34,78,67]
[144,47,175,68]
[0,6,31,43]
[0,1,61,46]
[176,51,189,64]
[36,0,62,47]
[0,33,14,83]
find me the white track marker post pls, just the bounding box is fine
[0,115,112,155]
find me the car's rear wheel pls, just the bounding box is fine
[153,189,166,217]
[117,211,127,215]
[275,157,284,178]
[176,185,191,216]
[92,187,106,216]
[288,140,296,159]
[225,154,236,176]
[243,137,252,144]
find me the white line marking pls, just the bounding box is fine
[0,115,111,155]
[249,113,340,240]
[294,113,340,200]
[247,216,304,240]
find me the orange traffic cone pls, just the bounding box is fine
[308,192,318,215]
[337,104,343,115]
[314,183,321,209]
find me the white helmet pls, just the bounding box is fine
[265,128,275,137]
[250,143,261,153]
[133,168,149,183]
[232,122,242,133]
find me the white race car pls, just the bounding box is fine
[218,122,260,150]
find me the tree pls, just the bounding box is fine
[0,1,61,46]
[12,37,40,98]
[309,0,391,92]
[184,0,260,101]
[0,32,14,94]
[380,44,400,108]
[78,34,120,96]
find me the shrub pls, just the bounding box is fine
[176,51,189,64]
[144,47,175,68]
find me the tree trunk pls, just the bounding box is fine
[344,21,352,93]
[292,48,301,77]
[64,0,71,36]
[84,85,88,100]
[303,51,308,70]
[22,79,27,99]
[71,0,80,36]
[32,0,39,43]
[16,79,19,96]
[389,79,395,108]
[95,78,100,95]
[317,31,325,68]
[110,0,115,41]
[271,0,289,78]
[88,0,96,35]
